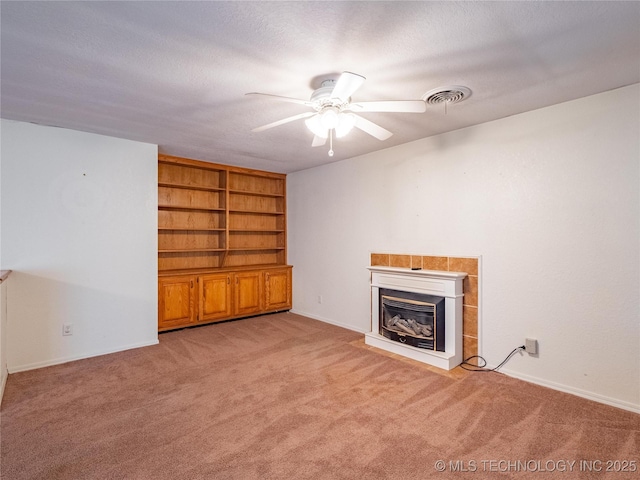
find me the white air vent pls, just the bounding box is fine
[422,86,471,105]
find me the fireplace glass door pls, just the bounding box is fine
[379,288,445,351]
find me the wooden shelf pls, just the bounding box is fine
[159,248,227,253]
[159,248,284,253]
[229,209,284,215]
[227,247,285,252]
[159,227,226,231]
[229,229,284,233]
[159,182,226,193]
[159,205,226,212]
[229,189,285,198]
[158,264,287,277]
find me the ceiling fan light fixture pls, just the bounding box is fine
[304,115,328,138]
[335,113,356,138]
[320,107,340,130]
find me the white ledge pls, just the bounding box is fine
[367,266,467,280]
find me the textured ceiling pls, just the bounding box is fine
[2,1,639,173]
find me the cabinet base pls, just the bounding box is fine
[158,309,291,333]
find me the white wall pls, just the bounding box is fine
[288,84,640,412]
[1,120,158,372]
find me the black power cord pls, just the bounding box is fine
[460,345,526,372]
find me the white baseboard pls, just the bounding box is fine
[289,309,367,334]
[498,367,640,415]
[8,339,159,374]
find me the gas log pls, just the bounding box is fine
[385,314,434,338]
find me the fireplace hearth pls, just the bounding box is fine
[366,266,467,370]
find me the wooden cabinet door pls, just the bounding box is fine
[264,268,292,311]
[199,273,232,322]
[158,275,196,330]
[233,271,263,316]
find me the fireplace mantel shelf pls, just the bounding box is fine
[368,266,467,281]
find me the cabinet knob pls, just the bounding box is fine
[227,276,230,284]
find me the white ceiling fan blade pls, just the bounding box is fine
[353,114,393,141]
[311,135,327,147]
[331,71,366,103]
[245,92,314,107]
[348,100,427,113]
[252,111,315,132]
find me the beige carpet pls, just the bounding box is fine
[1,312,638,479]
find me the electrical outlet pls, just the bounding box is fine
[525,338,538,354]
[317,295,323,304]
[62,323,73,336]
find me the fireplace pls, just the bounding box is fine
[366,266,466,370]
[379,289,445,351]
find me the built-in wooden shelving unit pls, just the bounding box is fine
[157,154,291,331]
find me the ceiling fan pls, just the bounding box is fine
[246,71,426,156]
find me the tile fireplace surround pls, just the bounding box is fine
[370,253,479,365]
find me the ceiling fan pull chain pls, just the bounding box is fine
[328,129,334,157]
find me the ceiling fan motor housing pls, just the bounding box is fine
[310,79,345,109]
